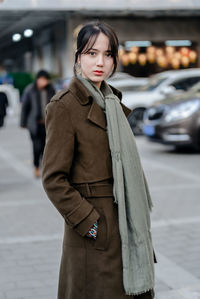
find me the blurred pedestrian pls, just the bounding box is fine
[0,91,8,127]
[20,70,55,178]
[0,65,13,85]
[42,22,156,299]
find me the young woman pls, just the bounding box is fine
[42,22,156,299]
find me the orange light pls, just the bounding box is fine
[174,52,181,60]
[130,46,139,53]
[171,58,180,69]
[165,46,175,55]
[157,56,168,68]
[189,50,197,63]
[156,48,164,56]
[181,56,190,67]
[128,52,137,64]
[118,48,125,58]
[147,53,156,64]
[73,24,83,38]
[147,46,156,54]
[138,54,147,66]
[121,54,130,66]
[180,47,190,56]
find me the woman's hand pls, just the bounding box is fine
[86,221,98,239]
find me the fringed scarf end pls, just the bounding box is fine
[125,287,155,298]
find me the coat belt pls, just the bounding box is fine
[73,183,113,198]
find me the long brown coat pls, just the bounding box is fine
[42,77,154,299]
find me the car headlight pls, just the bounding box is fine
[164,99,200,123]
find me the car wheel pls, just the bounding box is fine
[128,107,146,135]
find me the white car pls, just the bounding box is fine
[122,69,200,134]
[108,72,148,89]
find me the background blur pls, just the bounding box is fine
[1,1,200,82]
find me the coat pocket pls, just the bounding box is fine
[94,208,109,251]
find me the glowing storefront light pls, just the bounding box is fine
[125,41,152,50]
[24,29,33,37]
[165,40,192,47]
[12,33,22,42]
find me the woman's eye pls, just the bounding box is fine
[88,51,96,56]
[106,53,112,57]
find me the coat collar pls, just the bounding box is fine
[68,77,92,105]
[68,77,123,130]
[68,76,122,105]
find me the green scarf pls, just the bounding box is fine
[77,75,155,297]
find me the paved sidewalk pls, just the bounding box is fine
[0,115,200,299]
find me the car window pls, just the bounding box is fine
[188,82,200,93]
[171,77,200,91]
[137,76,168,92]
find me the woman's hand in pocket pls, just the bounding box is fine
[86,221,98,239]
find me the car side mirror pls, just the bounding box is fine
[160,85,176,95]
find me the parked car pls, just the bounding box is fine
[143,84,200,151]
[108,72,148,89]
[125,69,200,135]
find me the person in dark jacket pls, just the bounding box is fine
[20,70,55,178]
[0,91,8,127]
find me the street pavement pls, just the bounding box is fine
[0,114,200,299]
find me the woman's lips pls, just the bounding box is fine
[93,70,104,75]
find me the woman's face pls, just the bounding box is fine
[78,32,114,88]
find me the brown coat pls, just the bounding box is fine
[42,77,153,299]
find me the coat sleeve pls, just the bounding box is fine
[42,100,100,237]
[20,87,31,127]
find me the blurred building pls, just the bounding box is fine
[0,0,200,78]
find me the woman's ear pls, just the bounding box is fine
[77,54,81,64]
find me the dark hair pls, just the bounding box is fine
[74,21,119,77]
[36,70,50,80]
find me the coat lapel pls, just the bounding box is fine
[87,100,106,130]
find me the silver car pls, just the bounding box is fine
[126,69,200,135]
[143,83,200,151]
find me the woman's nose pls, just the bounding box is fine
[96,54,104,66]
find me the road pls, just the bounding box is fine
[0,114,200,299]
